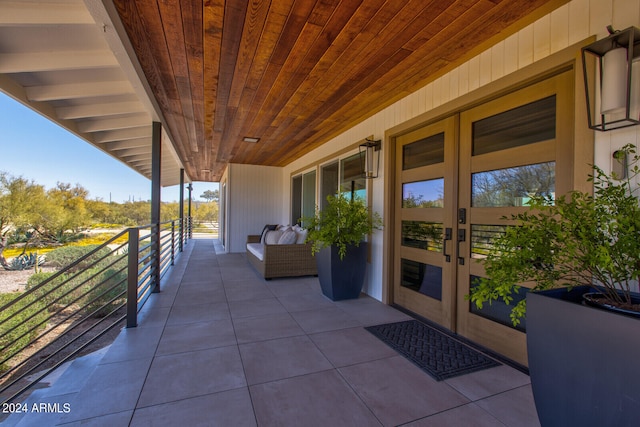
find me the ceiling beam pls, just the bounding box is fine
[76,114,150,132]
[104,138,150,151]
[0,1,93,25]
[56,101,146,120]
[26,81,133,102]
[93,127,152,143]
[113,146,150,157]
[0,51,119,73]
[120,153,151,162]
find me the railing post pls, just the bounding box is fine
[152,224,160,293]
[179,169,185,252]
[126,227,139,328]
[171,220,176,265]
[180,218,184,252]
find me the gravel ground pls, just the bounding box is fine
[0,267,58,294]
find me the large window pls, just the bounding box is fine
[291,171,316,225]
[320,162,339,211]
[291,175,302,225]
[340,153,366,200]
[297,150,368,224]
[319,152,367,208]
[302,171,316,225]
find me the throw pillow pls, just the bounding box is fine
[295,227,308,244]
[260,224,278,243]
[278,230,298,245]
[264,230,283,245]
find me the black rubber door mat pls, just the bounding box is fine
[365,320,500,381]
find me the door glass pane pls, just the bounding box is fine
[321,162,339,211]
[471,225,506,259]
[471,162,555,207]
[403,133,445,170]
[301,171,316,226]
[472,95,556,156]
[403,179,444,208]
[401,259,442,301]
[402,221,443,252]
[470,276,527,332]
[341,153,366,200]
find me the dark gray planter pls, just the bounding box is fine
[526,286,640,427]
[316,242,367,301]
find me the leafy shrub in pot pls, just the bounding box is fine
[303,192,382,260]
[468,143,640,323]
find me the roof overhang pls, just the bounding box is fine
[0,0,186,186]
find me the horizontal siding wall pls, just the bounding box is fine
[282,0,640,300]
[227,163,284,253]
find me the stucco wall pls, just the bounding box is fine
[280,0,640,301]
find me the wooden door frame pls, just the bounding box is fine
[382,38,594,311]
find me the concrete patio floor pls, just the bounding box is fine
[4,236,540,426]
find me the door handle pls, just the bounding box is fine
[443,228,452,263]
[457,228,466,265]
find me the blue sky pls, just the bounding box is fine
[0,93,217,203]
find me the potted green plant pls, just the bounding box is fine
[303,192,382,300]
[468,144,640,427]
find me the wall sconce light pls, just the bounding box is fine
[359,138,381,179]
[582,26,640,131]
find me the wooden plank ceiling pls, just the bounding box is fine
[113,0,564,182]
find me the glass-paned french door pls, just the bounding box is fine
[394,116,458,329]
[393,71,573,366]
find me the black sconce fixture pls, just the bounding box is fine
[582,26,640,131]
[359,137,381,179]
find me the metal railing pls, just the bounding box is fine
[0,218,191,404]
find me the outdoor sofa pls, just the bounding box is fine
[246,225,317,279]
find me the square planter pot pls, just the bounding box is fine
[526,286,640,427]
[316,242,367,301]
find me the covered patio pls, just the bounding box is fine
[2,0,640,424]
[4,236,537,426]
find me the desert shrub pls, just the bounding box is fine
[27,254,127,318]
[45,245,112,273]
[26,272,79,307]
[0,292,48,373]
[81,265,127,317]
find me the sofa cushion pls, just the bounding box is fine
[246,243,264,261]
[264,230,283,245]
[278,229,298,245]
